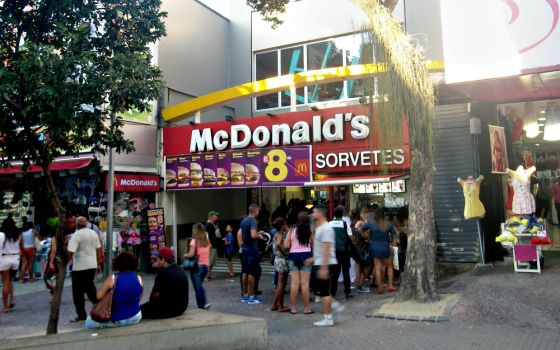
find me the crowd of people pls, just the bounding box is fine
[0,200,408,330]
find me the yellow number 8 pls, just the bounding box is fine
[265,149,288,182]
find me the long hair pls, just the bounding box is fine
[192,223,210,247]
[1,217,20,242]
[372,208,388,231]
[295,211,311,246]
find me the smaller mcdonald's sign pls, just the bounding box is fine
[294,159,310,177]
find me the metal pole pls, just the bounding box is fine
[104,113,115,278]
[172,191,177,257]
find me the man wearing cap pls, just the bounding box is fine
[205,210,220,279]
[141,247,189,319]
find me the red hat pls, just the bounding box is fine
[158,247,175,262]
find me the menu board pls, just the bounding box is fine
[147,208,166,267]
[165,146,311,190]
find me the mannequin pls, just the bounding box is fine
[457,175,485,219]
[506,165,537,215]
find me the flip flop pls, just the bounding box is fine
[9,303,15,309]
[303,310,315,315]
[270,306,279,311]
[278,307,290,313]
[289,310,297,314]
[388,287,399,293]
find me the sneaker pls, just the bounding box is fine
[248,296,264,305]
[356,286,370,293]
[331,301,345,313]
[69,317,85,324]
[241,295,249,303]
[314,296,322,303]
[345,293,354,299]
[203,303,211,309]
[313,318,334,327]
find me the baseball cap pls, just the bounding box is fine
[158,247,175,262]
[208,210,220,217]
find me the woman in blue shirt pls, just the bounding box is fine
[361,208,398,295]
[86,253,143,329]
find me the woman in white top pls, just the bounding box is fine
[20,222,38,283]
[0,217,22,313]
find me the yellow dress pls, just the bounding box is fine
[458,176,486,219]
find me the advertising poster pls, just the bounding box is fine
[190,154,204,188]
[177,156,191,189]
[245,150,262,186]
[164,146,311,190]
[147,208,166,267]
[230,151,246,187]
[489,125,508,174]
[165,157,178,190]
[203,154,218,188]
[217,152,231,187]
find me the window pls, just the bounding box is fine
[255,51,278,110]
[280,46,305,107]
[254,33,375,110]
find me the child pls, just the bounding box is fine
[223,225,235,277]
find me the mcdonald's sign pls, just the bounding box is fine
[108,173,161,192]
[294,159,310,177]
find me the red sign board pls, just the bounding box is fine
[108,173,161,192]
[163,105,409,174]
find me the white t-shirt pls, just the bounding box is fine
[313,222,338,266]
[67,228,101,271]
[0,232,21,255]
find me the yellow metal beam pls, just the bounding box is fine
[162,61,444,122]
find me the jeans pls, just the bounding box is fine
[85,311,142,329]
[71,269,98,320]
[190,265,208,308]
[331,251,351,297]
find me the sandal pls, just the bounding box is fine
[388,287,399,293]
[289,310,297,314]
[278,307,290,313]
[304,310,315,315]
[270,306,279,311]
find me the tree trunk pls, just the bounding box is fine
[397,148,439,302]
[43,166,67,335]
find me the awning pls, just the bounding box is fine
[0,155,95,175]
[304,174,405,187]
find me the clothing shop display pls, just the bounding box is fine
[457,175,486,219]
[507,166,537,215]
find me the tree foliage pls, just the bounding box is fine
[246,0,289,28]
[0,0,167,334]
[0,0,166,168]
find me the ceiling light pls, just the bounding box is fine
[535,143,540,146]
[538,117,546,121]
[523,102,540,138]
[543,103,560,141]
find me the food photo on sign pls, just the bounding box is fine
[177,156,190,188]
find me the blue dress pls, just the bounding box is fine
[361,221,395,259]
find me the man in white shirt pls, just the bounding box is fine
[67,216,103,322]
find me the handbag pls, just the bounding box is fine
[90,274,118,323]
[182,239,199,270]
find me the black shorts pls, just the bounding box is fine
[225,251,233,262]
[312,265,337,297]
[242,248,261,276]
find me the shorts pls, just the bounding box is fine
[288,251,312,273]
[242,248,261,276]
[0,254,20,271]
[225,251,233,262]
[312,265,337,297]
[370,242,391,260]
[210,248,217,267]
[274,257,289,273]
[21,248,36,260]
[288,259,312,273]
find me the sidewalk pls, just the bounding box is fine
[1,253,559,349]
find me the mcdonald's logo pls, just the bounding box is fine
[294,160,309,177]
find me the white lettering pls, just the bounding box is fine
[383,150,393,165]
[252,126,270,147]
[351,115,369,139]
[360,152,371,166]
[315,154,326,169]
[119,179,158,187]
[325,153,338,168]
[393,148,405,164]
[190,128,213,152]
[271,124,291,146]
[292,122,310,144]
[338,152,350,167]
[372,150,381,165]
[213,130,229,151]
[322,114,344,141]
[349,152,360,166]
[313,115,322,142]
[231,125,251,149]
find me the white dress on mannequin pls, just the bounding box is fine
[507,166,536,215]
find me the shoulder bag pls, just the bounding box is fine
[182,239,199,271]
[90,273,118,323]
